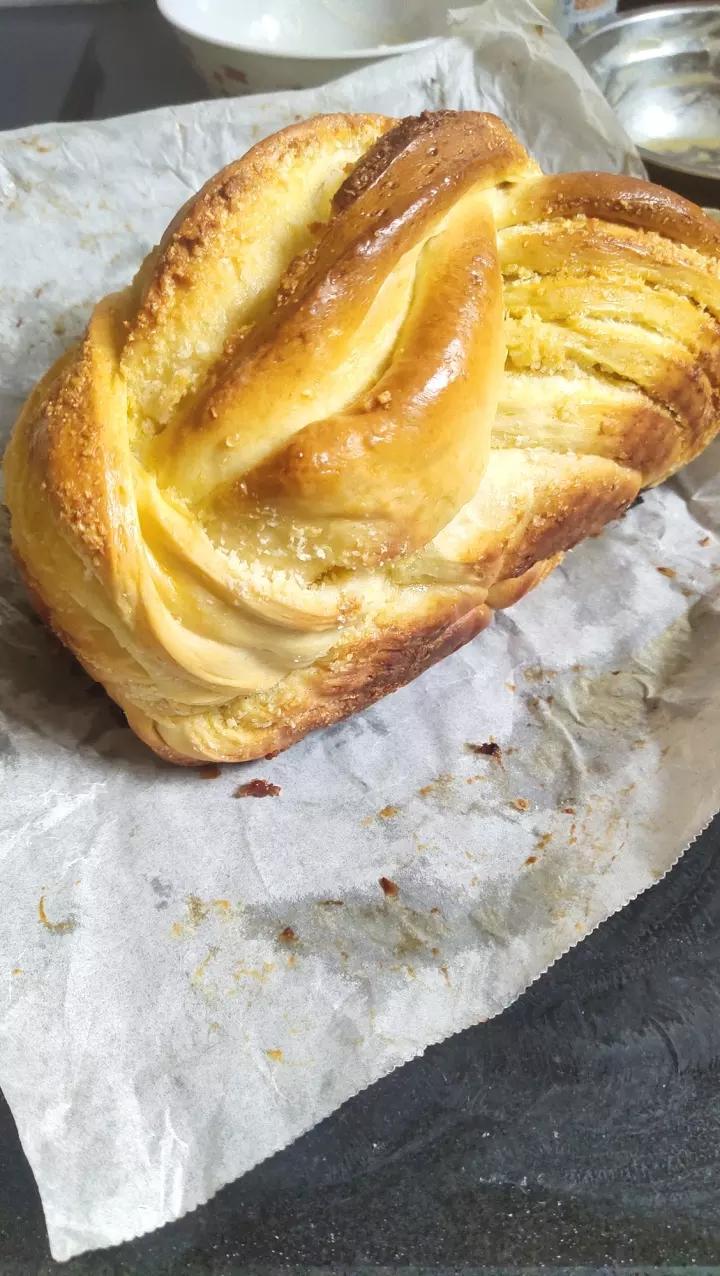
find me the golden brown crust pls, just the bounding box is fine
[5,111,720,765]
[498,171,720,256]
[127,113,393,348]
[130,554,561,766]
[494,458,638,580]
[129,591,493,764]
[153,111,534,565]
[122,113,393,427]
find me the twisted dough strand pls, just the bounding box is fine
[6,112,720,762]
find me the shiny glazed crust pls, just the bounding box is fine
[5,111,720,763]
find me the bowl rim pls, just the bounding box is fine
[573,0,720,53]
[639,145,720,183]
[156,0,440,60]
[575,1,720,184]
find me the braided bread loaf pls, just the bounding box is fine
[6,111,720,764]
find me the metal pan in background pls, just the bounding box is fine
[575,2,720,204]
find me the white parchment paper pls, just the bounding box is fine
[1,2,718,1260]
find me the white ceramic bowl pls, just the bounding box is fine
[156,0,443,96]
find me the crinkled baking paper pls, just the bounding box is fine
[1,2,717,1260]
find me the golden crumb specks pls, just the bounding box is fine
[232,961,275,984]
[187,895,208,926]
[37,895,77,935]
[417,773,454,799]
[363,389,393,411]
[523,665,557,683]
[171,896,232,938]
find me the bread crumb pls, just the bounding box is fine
[418,773,453,798]
[465,741,501,760]
[234,779,281,798]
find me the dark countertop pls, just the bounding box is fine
[2,3,720,1271]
